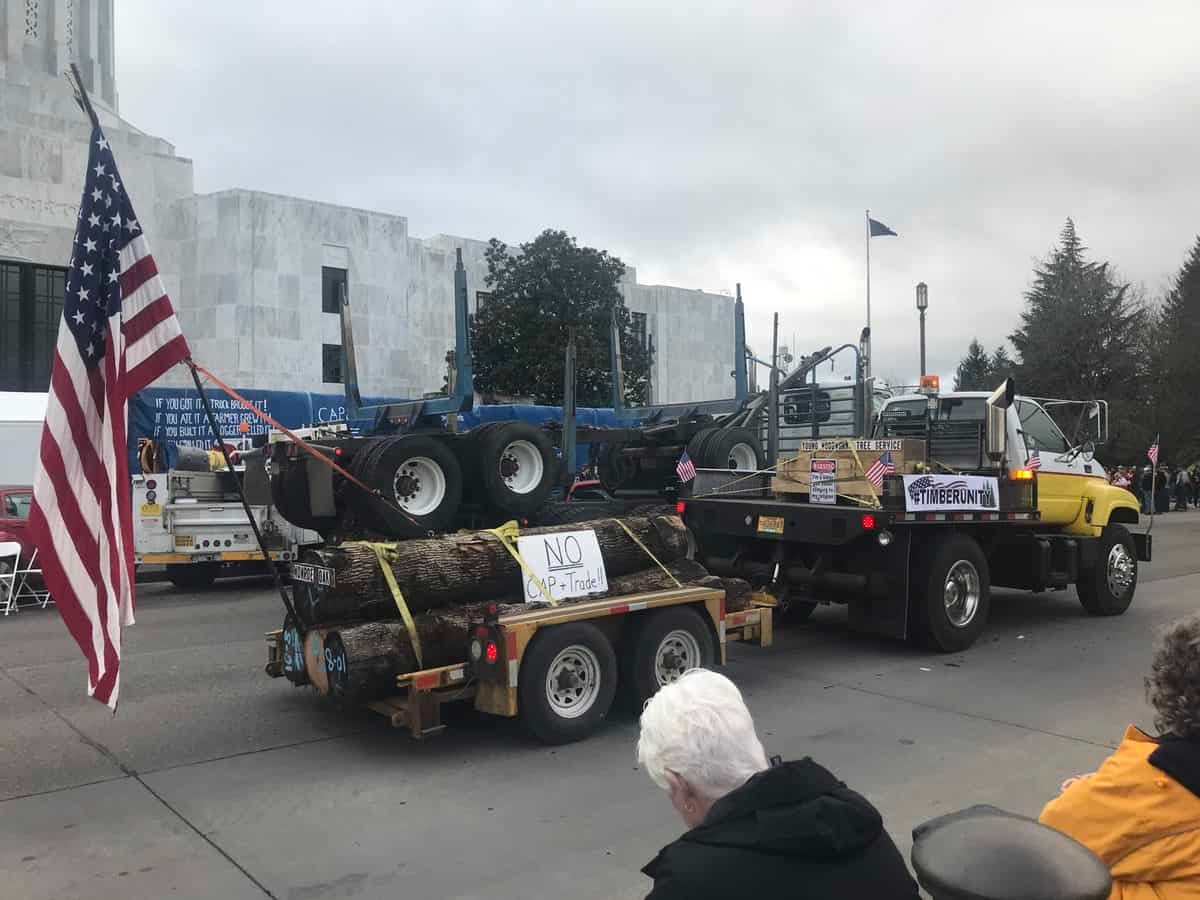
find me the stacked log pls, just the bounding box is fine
[285,514,752,702]
[292,514,691,626]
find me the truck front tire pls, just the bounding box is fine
[1076,524,1137,616]
[910,533,991,652]
[519,622,618,745]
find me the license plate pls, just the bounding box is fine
[757,515,785,535]
[290,563,335,588]
[140,503,162,517]
[174,534,194,548]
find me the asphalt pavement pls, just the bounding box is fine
[2,512,1198,899]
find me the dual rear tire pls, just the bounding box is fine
[518,606,715,744]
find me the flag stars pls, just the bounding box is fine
[126,218,139,234]
[72,310,85,326]
[96,136,109,151]
[111,179,121,193]
[83,237,97,253]
[91,187,103,202]
[88,212,101,228]
[85,342,95,357]
[81,262,94,277]
[77,286,89,303]
[108,270,119,284]
[110,212,122,228]
[93,162,106,177]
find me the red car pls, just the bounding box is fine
[0,485,35,576]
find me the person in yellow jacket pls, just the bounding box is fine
[1040,613,1200,899]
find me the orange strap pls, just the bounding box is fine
[187,359,418,527]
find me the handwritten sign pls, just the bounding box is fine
[515,529,609,604]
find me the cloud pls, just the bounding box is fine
[116,0,1200,388]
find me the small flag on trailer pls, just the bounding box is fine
[865,450,895,487]
[1148,435,1159,466]
[676,449,697,483]
[1027,449,1042,470]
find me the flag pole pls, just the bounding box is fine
[67,63,101,130]
[1147,433,1159,534]
[187,360,299,622]
[865,209,872,379]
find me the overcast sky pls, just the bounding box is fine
[117,1,1199,387]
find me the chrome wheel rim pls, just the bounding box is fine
[943,560,981,628]
[1106,542,1136,597]
[654,629,702,686]
[392,456,446,517]
[727,443,758,471]
[499,439,543,495]
[545,645,601,719]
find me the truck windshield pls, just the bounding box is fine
[874,397,986,436]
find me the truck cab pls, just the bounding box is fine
[874,389,1140,535]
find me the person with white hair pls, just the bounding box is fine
[637,669,919,899]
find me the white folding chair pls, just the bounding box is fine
[13,547,50,610]
[0,542,20,616]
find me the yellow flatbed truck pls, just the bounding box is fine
[266,584,772,744]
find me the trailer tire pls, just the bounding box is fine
[702,427,764,472]
[519,622,618,745]
[166,562,219,590]
[910,533,990,652]
[477,422,557,516]
[364,435,463,537]
[624,606,716,710]
[686,427,720,468]
[1076,524,1137,616]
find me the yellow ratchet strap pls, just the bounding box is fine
[350,541,424,669]
[486,521,558,606]
[608,518,682,587]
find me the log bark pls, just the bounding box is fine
[312,564,753,702]
[293,514,691,626]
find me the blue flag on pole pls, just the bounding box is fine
[869,217,897,237]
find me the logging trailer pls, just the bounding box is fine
[265,584,772,744]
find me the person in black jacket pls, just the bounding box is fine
[637,669,919,899]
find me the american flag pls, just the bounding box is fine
[865,450,895,487]
[1027,449,1042,470]
[676,449,697,483]
[28,125,190,709]
[1148,436,1159,466]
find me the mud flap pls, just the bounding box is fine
[1133,531,1152,563]
[848,529,911,639]
[307,457,336,517]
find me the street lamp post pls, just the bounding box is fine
[916,282,929,376]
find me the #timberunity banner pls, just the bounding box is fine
[903,474,999,511]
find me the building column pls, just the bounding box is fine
[96,0,114,109]
[45,0,68,75]
[3,0,24,61]
[75,0,100,98]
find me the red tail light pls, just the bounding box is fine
[861,514,877,531]
[675,500,687,515]
[485,641,499,664]
[334,447,343,457]
[145,478,157,490]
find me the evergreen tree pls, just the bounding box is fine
[954,338,993,390]
[1156,237,1200,462]
[990,345,1015,380]
[471,230,651,407]
[1009,219,1147,458]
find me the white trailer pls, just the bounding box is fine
[0,392,47,485]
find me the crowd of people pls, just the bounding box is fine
[1110,464,1200,514]
[637,614,1200,898]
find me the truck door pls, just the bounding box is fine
[1013,399,1087,526]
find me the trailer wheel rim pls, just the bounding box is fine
[727,442,758,471]
[943,559,981,628]
[499,439,544,495]
[392,456,446,517]
[545,644,602,719]
[1106,542,1135,597]
[654,629,702,686]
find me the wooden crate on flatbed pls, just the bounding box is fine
[773,439,926,503]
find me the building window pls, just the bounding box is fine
[631,311,647,349]
[322,344,343,384]
[322,267,347,314]
[474,290,492,314]
[0,261,65,392]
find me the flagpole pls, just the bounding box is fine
[1148,433,1159,534]
[67,63,101,130]
[865,209,872,380]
